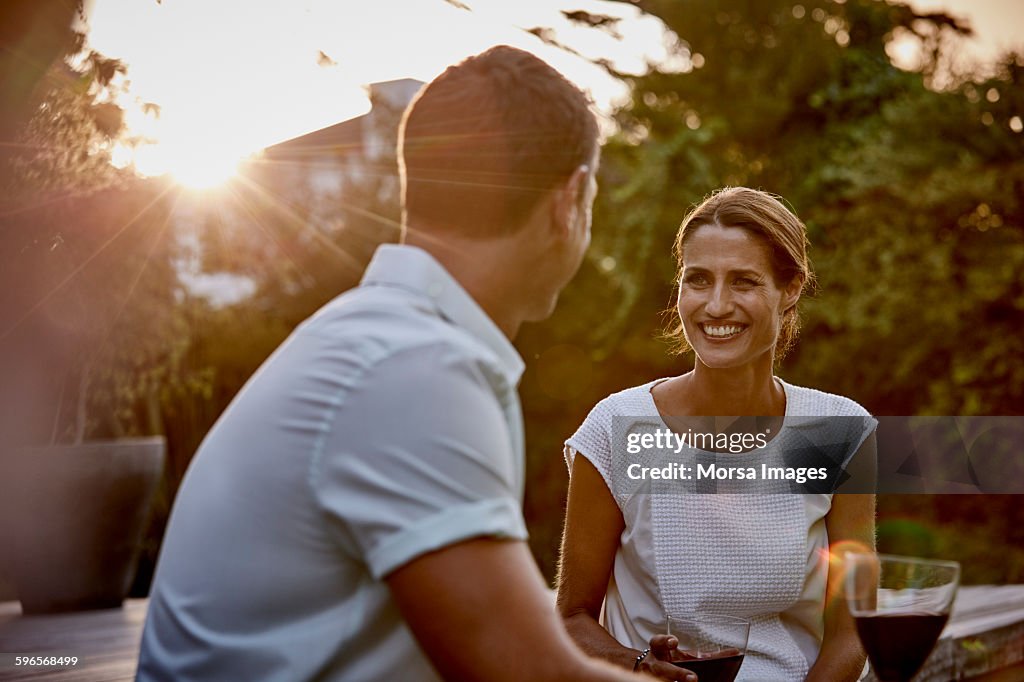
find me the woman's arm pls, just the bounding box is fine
[805,427,877,682]
[557,454,690,681]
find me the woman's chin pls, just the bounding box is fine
[693,345,772,370]
[695,354,747,370]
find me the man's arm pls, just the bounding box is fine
[387,536,655,682]
[318,345,646,680]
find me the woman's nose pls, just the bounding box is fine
[705,284,734,316]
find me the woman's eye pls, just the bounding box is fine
[684,274,709,285]
[735,277,758,287]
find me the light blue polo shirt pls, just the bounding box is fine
[137,245,528,681]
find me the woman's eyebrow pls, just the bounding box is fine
[682,266,764,277]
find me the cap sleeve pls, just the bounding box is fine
[564,397,616,491]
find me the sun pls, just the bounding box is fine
[109,104,250,188]
[167,151,242,190]
[139,137,248,189]
[111,118,251,189]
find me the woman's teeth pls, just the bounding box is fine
[703,324,744,338]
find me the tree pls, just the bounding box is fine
[0,0,82,191]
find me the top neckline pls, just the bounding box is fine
[642,377,794,456]
[645,376,794,417]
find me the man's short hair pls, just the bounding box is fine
[399,45,599,235]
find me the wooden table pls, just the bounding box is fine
[1,587,1023,680]
[0,600,146,681]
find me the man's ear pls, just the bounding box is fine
[551,164,590,236]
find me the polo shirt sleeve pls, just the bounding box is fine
[310,341,527,580]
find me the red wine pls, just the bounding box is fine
[671,652,745,682]
[854,611,949,681]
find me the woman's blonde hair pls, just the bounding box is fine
[665,187,816,360]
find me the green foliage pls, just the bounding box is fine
[877,495,1024,584]
[7,52,126,199]
[560,0,1023,416]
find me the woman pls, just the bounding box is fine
[557,187,876,681]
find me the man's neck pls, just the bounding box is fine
[404,228,526,340]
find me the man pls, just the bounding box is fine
[137,46,665,681]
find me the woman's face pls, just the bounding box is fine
[676,224,801,370]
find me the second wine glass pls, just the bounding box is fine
[845,552,960,682]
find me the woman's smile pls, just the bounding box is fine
[700,322,748,339]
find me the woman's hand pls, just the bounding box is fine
[630,630,696,679]
[638,634,697,681]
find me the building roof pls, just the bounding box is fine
[264,79,423,164]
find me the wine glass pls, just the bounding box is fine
[665,614,750,682]
[845,553,960,682]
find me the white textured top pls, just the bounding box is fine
[565,378,875,681]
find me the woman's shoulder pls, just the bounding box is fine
[565,379,666,473]
[781,380,874,418]
[570,378,666,437]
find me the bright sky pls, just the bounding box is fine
[84,0,669,186]
[888,0,1024,77]
[910,0,1024,59]
[83,0,1022,187]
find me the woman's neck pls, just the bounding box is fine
[659,357,785,417]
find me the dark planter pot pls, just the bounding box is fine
[0,438,165,614]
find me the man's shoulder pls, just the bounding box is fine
[302,286,509,389]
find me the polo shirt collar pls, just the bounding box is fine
[361,244,525,385]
